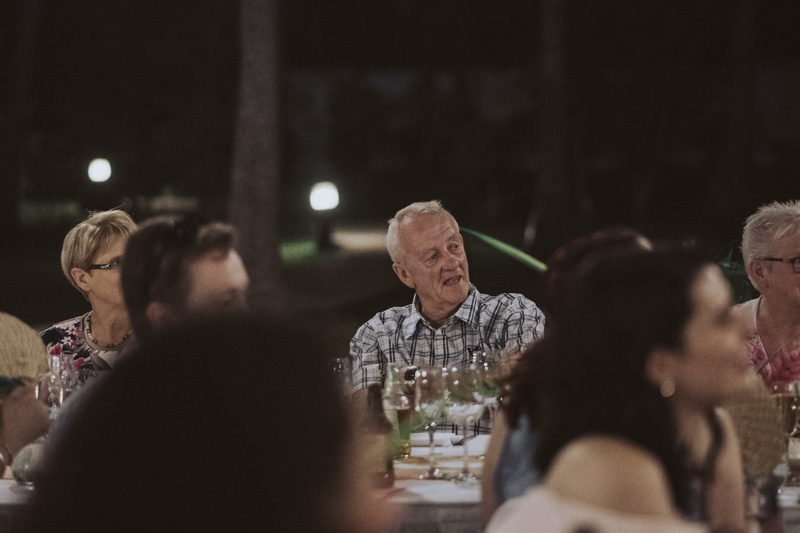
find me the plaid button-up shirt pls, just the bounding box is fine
[351,284,545,389]
[350,285,544,434]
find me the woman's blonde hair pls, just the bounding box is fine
[61,210,137,300]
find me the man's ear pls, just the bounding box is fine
[644,346,678,389]
[392,263,415,290]
[747,260,768,292]
[145,301,172,331]
[70,268,91,293]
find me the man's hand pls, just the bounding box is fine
[504,345,523,369]
[1,384,50,457]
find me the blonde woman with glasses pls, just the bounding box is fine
[40,209,137,381]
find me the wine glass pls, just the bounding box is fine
[383,363,412,458]
[446,364,486,485]
[47,352,79,413]
[471,348,511,430]
[327,357,353,400]
[774,381,799,438]
[773,379,800,485]
[414,366,448,479]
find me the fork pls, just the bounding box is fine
[450,434,478,446]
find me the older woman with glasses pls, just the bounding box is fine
[733,200,800,384]
[40,209,137,378]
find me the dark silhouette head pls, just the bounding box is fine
[121,216,247,343]
[535,246,715,513]
[16,315,365,533]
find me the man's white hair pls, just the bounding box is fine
[742,200,800,267]
[386,200,458,263]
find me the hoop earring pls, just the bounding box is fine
[660,380,675,398]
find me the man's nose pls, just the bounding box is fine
[442,250,460,269]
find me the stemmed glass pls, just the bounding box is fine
[47,352,79,413]
[446,364,486,484]
[471,348,511,430]
[773,379,800,485]
[414,366,448,479]
[327,357,353,401]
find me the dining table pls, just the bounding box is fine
[379,433,487,533]
[0,477,32,529]
[7,439,800,532]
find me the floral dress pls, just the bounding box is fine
[756,335,800,387]
[738,298,800,387]
[39,314,122,383]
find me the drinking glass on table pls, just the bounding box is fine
[414,366,448,479]
[47,352,79,412]
[446,364,485,485]
[471,348,511,429]
[383,363,412,459]
[773,379,800,485]
[328,357,353,400]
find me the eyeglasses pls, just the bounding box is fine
[762,256,800,274]
[89,256,122,271]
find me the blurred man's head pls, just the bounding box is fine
[121,216,250,342]
[17,315,399,532]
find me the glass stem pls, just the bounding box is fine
[461,422,470,475]
[428,428,437,473]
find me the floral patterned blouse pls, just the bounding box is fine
[736,298,800,387]
[39,314,126,383]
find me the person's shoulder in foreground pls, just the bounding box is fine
[486,436,708,533]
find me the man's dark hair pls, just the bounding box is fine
[120,216,235,342]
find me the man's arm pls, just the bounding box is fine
[349,321,387,393]
[502,296,545,353]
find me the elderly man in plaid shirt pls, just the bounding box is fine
[350,200,545,433]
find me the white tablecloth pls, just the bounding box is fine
[0,479,33,529]
[382,479,481,533]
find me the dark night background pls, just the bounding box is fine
[1,0,799,331]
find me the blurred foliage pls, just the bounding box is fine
[718,243,759,304]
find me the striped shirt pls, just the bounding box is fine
[350,285,544,433]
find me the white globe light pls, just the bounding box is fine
[309,182,339,211]
[88,158,112,183]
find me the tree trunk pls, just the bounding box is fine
[229,0,287,313]
[524,0,572,257]
[0,0,41,244]
[706,0,755,223]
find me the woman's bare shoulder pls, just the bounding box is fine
[545,435,681,518]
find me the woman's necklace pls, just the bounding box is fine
[84,311,133,350]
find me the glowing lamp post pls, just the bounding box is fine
[88,158,112,183]
[310,182,339,251]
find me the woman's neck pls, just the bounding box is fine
[86,302,132,343]
[671,402,713,470]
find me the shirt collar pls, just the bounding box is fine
[403,284,479,338]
